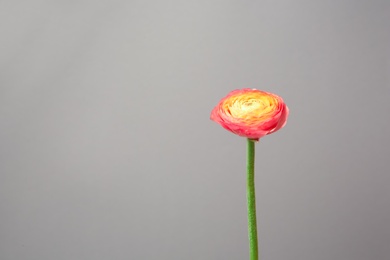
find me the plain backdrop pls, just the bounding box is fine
[1,1,389,260]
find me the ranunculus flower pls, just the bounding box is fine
[210,88,289,141]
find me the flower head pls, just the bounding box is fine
[211,88,289,141]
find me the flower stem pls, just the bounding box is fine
[247,138,258,260]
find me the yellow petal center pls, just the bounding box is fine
[225,92,277,122]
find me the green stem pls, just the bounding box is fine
[247,138,258,260]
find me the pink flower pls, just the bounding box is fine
[211,88,289,141]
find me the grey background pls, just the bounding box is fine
[1,1,389,259]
